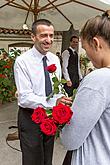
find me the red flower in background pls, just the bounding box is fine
[46,64,57,73]
[52,103,73,125]
[3,65,11,69]
[31,107,47,124]
[0,74,6,78]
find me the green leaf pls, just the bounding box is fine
[52,76,58,82]
[60,79,67,84]
[53,81,60,88]
[46,109,52,117]
[2,79,11,86]
[73,89,77,95]
[71,89,77,101]
[54,87,59,94]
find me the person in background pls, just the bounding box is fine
[62,35,82,97]
[56,51,60,58]
[56,51,62,67]
[61,10,110,165]
[14,19,72,165]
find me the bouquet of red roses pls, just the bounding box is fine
[31,64,73,136]
[31,103,73,136]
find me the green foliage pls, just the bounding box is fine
[0,48,21,103]
[46,72,67,101]
[71,89,77,101]
[52,73,67,95]
[8,47,21,59]
[80,54,90,76]
[46,109,52,117]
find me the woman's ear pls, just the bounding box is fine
[92,37,101,50]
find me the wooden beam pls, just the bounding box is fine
[7,4,32,12]
[47,0,73,25]
[39,0,58,12]
[22,0,32,9]
[33,0,39,21]
[0,0,15,9]
[9,1,30,10]
[71,0,105,12]
[24,0,33,24]
[38,0,72,12]
[38,0,105,12]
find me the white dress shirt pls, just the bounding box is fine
[14,46,62,109]
[62,47,82,81]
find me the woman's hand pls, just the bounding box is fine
[56,96,73,107]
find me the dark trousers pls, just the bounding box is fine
[18,107,55,165]
[62,151,73,165]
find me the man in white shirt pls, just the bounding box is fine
[14,19,72,165]
[62,35,82,96]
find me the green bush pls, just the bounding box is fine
[0,48,21,103]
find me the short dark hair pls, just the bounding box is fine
[70,35,79,42]
[32,19,54,35]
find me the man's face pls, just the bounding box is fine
[70,38,79,50]
[31,24,54,54]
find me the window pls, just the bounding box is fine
[8,42,33,54]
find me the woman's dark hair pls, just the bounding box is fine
[32,19,54,35]
[80,10,110,46]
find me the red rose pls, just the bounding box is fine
[52,103,73,125]
[31,107,47,124]
[40,118,57,136]
[0,74,6,78]
[46,64,57,73]
[3,65,11,69]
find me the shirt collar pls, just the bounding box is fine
[31,45,49,63]
[69,46,76,53]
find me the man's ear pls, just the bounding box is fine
[92,37,101,50]
[31,33,36,42]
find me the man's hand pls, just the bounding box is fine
[56,96,73,107]
[67,80,72,87]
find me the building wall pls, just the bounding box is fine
[0,35,62,54]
